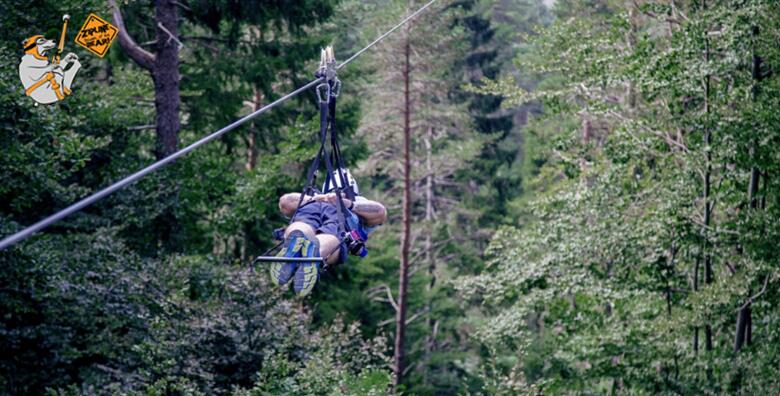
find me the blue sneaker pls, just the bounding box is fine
[293,237,321,297]
[269,230,306,286]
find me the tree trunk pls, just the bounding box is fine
[393,25,412,392]
[246,87,262,172]
[735,25,763,353]
[693,255,700,354]
[111,0,182,250]
[626,3,637,109]
[581,115,592,144]
[735,305,751,352]
[112,0,180,159]
[702,0,714,352]
[241,88,263,261]
[423,126,436,384]
[152,0,180,159]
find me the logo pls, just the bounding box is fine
[75,13,118,58]
[18,15,81,105]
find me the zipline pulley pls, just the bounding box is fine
[316,46,341,103]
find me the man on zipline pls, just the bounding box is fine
[270,170,387,297]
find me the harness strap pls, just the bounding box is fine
[319,91,351,233]
[328,98,356,201]
[286,99,329,226]
[50,78,64,101]
[288,73,351,235]
[25,72,64,100]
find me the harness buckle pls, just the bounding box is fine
[331,78,342,98]
[316,83,331,104]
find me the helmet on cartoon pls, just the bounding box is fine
[23,35,44,52]
[322,168,359,195]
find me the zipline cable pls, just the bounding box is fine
[0,0,438,251]
[337,0,437,70]
[0,79,322,251]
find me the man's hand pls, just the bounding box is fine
[280,192,350,217]
[314,192,352,208]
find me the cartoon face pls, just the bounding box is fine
[35,37,56,52]
[24,35,56,55]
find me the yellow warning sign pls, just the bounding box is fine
[74,13,118,58]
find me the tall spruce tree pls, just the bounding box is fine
[351,0,489,392]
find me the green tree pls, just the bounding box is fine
[462,0,780,393]
[0,1,391,394]
[339,0,492,393]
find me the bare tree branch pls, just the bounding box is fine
[737,275,772,311]
[172,0,191,11]
[109,0,155,70]
[367,284,399,313]
[404,308,427,326]
[157,22,184,50]
[127,124,155,131]
[378,307,427,327]
[385,284,399,312]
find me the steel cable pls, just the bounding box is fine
[0,0,437,250]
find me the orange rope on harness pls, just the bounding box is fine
[25,72,65,100]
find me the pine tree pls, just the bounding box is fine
[353,0,485,392]
[110,0,181,159]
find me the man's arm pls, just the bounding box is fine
[311,193,388,226]
[350,198,387,227]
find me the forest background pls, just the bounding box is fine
[1,0,779,395]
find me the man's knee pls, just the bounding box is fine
[286,222,316,240]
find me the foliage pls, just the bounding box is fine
[461,0,780,394]
[337,0,505,393]
[0,0,388,394]
[7,0,780,394]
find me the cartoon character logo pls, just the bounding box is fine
[18,15,81,105]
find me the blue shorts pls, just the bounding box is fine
[292,201,348,263]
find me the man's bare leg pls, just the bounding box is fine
[316,234,341,265]
[285,223,339,264]
[285,222,316,240]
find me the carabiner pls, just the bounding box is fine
[331,78,342,98]
[316,83,331,104]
